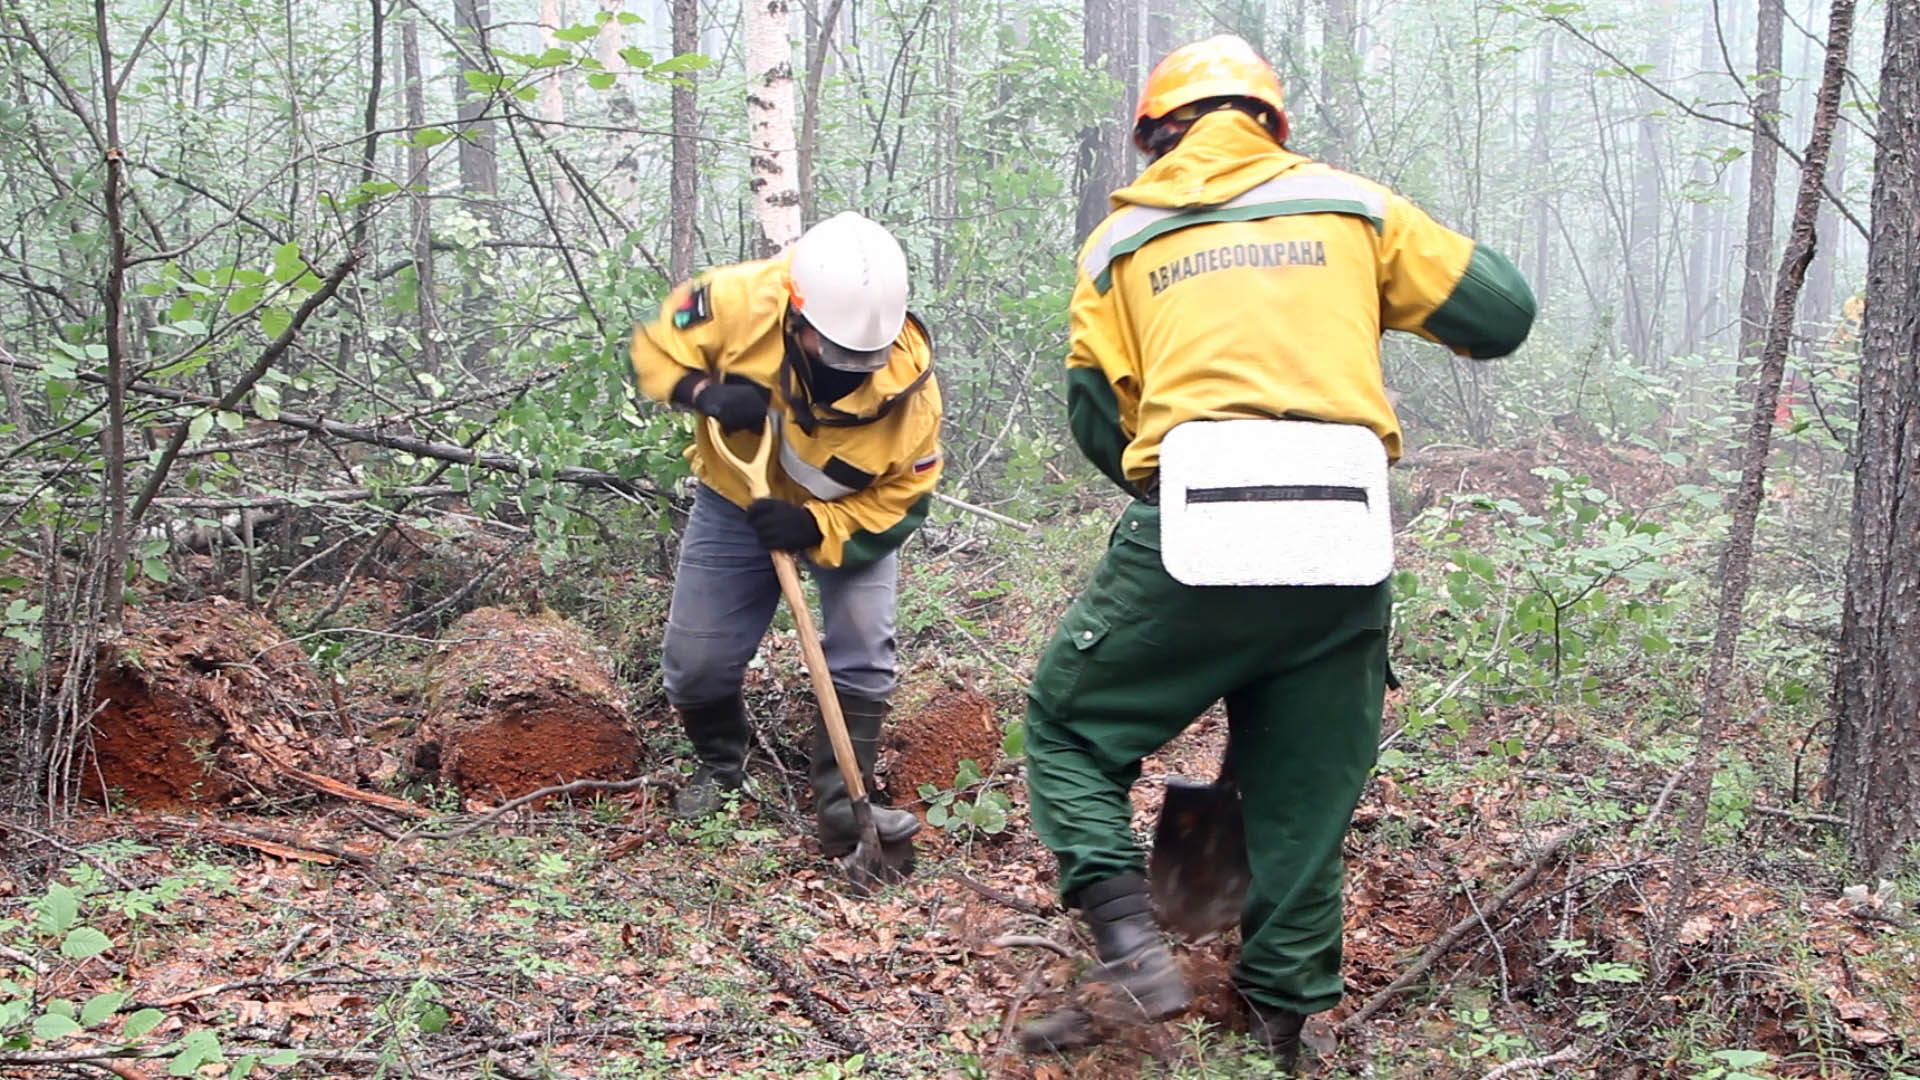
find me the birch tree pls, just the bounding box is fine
[746,0,801,256]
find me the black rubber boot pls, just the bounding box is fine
[1019,872,1192,1053]
[671,695,749,818]
[1245,1000,1305,1072]
[811,692,919,856]
[1077,872,1193,1020]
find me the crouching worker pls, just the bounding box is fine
[628,212,941,858]
[1019,36,1536,1069]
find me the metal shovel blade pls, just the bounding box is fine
[1148,775,1250,940]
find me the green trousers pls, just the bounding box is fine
[1025,501,1389,1015]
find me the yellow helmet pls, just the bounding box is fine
[1134,35,1286,151]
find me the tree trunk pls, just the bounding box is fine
[453,0,499,216]
[1736,0,1784,386]
[1147,0,1173,66]
[1802,119,1847,335]
[1319,0,1356,165]
[1529,33,1554,310]
[671,0,700,279]
[599,0,644,211]
[1830,0,1920,877]
[537,0,574,208]
[746,0,802,257]
[1682,2,1722,355]
[1659,0,1855,971]
[797,0,846,224]
[425,608,641,801]
[402,18,440,373]
[1074,0,1132,244]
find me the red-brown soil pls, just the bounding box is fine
[887,686,1002,803]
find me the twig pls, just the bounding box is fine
[946,870,1056,918]
[236,734,429,818]
[1476,1042,1583,1079]
[1749,803,1848,827]
[400,863,530,893]
[1341,827,1584,1031]
[741,941,870,1054]
[932,491,1038,536]
[2,819,142,891]
[417,777,665,841]
[1458,868,1511,1009]
[989,934,1077,960]
[125,971,480,1011]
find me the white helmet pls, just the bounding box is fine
[786,212,909,372]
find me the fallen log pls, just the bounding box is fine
[86,597,325,807]
[423,607,641,800]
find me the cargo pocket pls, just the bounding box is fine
[1026,598,1111,717]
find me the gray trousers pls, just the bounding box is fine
[662,484,899,705]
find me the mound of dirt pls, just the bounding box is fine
[1398,429,1683,516]
[86,596,324,807]
[885,687,1000,803]
[424,607,640,800]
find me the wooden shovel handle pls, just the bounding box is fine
[703,416,870,805]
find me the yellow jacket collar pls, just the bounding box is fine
[1112,111,1309,210]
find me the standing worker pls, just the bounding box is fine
[1019,36,1536,1068]
[629,212,941,859]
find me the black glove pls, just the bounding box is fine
[747,498,823,552]
[688,379,767,434]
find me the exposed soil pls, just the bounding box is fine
[1399,428,1684,515]
[424,606,641,800]
[887,686,1002,804]
[85,595,323,808]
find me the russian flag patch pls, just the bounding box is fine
[913,453,940,474]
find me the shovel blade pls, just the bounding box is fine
[1148,777,1250,939]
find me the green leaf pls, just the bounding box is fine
[260,306,292,341]
[187,411,215,443]
[226,286,264,314]
[418,1002,450,1033]
[215,411,245,433]
[141,557,171,584]
[619,46,653,68]
[61,926,113,959]
[462,70,508,94]
[926,803,949,827]
[168,1029,224,1075]
[271,243,306,283]
[262,1051,300,1066]
[34,1013,83,1040]
[228,1054,259,1078]
[251,383,281,421]
[403,127,452,148]
[653,52,711,73]
[123,1008,165,1040]
[41,883,79,934]
[552,23,596,42]
[586,72,616,90]
[81,991,127,1027]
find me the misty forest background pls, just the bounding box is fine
[0,0,1917,1076]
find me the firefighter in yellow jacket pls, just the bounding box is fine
[629,212,939,857]
[1019,37,1536,1066]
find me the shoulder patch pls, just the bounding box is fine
[672,283,713,330]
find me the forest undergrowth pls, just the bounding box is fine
[3,432,1917,1080]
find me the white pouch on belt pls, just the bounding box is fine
[1158,419,1392,587]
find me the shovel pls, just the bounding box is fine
[702,415,914,893]
[1148,742,1249,939]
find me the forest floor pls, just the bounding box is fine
[3,437,1918,1080]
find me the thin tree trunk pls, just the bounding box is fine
[746,0,801,256]
[1074,0,1130,243]
[1659,0,1855,972]
[1530,34,1554,310]
[1147,0,1173,66]
[94,0,130,630]
[600,0,644,211]
[670,0,699,278]
[1802,119,1846,335]
[1736,0,1784,389]
[1830,0,1920,877]
[402,18,439,373]
[453,0,499,217]
[537,0,575,208]
[797,0,847,223]
[1319,0,1355,165]
[1683,3,1722,355]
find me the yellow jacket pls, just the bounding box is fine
[1068,110,1536,494]
[630,258,943,568]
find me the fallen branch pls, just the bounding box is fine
[239,735,429,819]
[1476,1042,1584,1079]
[126,970,481,1011]
[419,776,666,841]
[989,934,1077,960]
[946,870,1056,918]
[154,816,367,867]
[932,491,1037,536]
[741,941,870,1055]
[1341,827,1585,1031]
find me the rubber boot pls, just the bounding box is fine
[810,692,920,856]
[1019,872,1192,1053]
[671,695,749,818]
[1245,1001,1305,1072]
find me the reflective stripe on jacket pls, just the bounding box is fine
[1067,110,1536,495]
[630,257,943,569]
